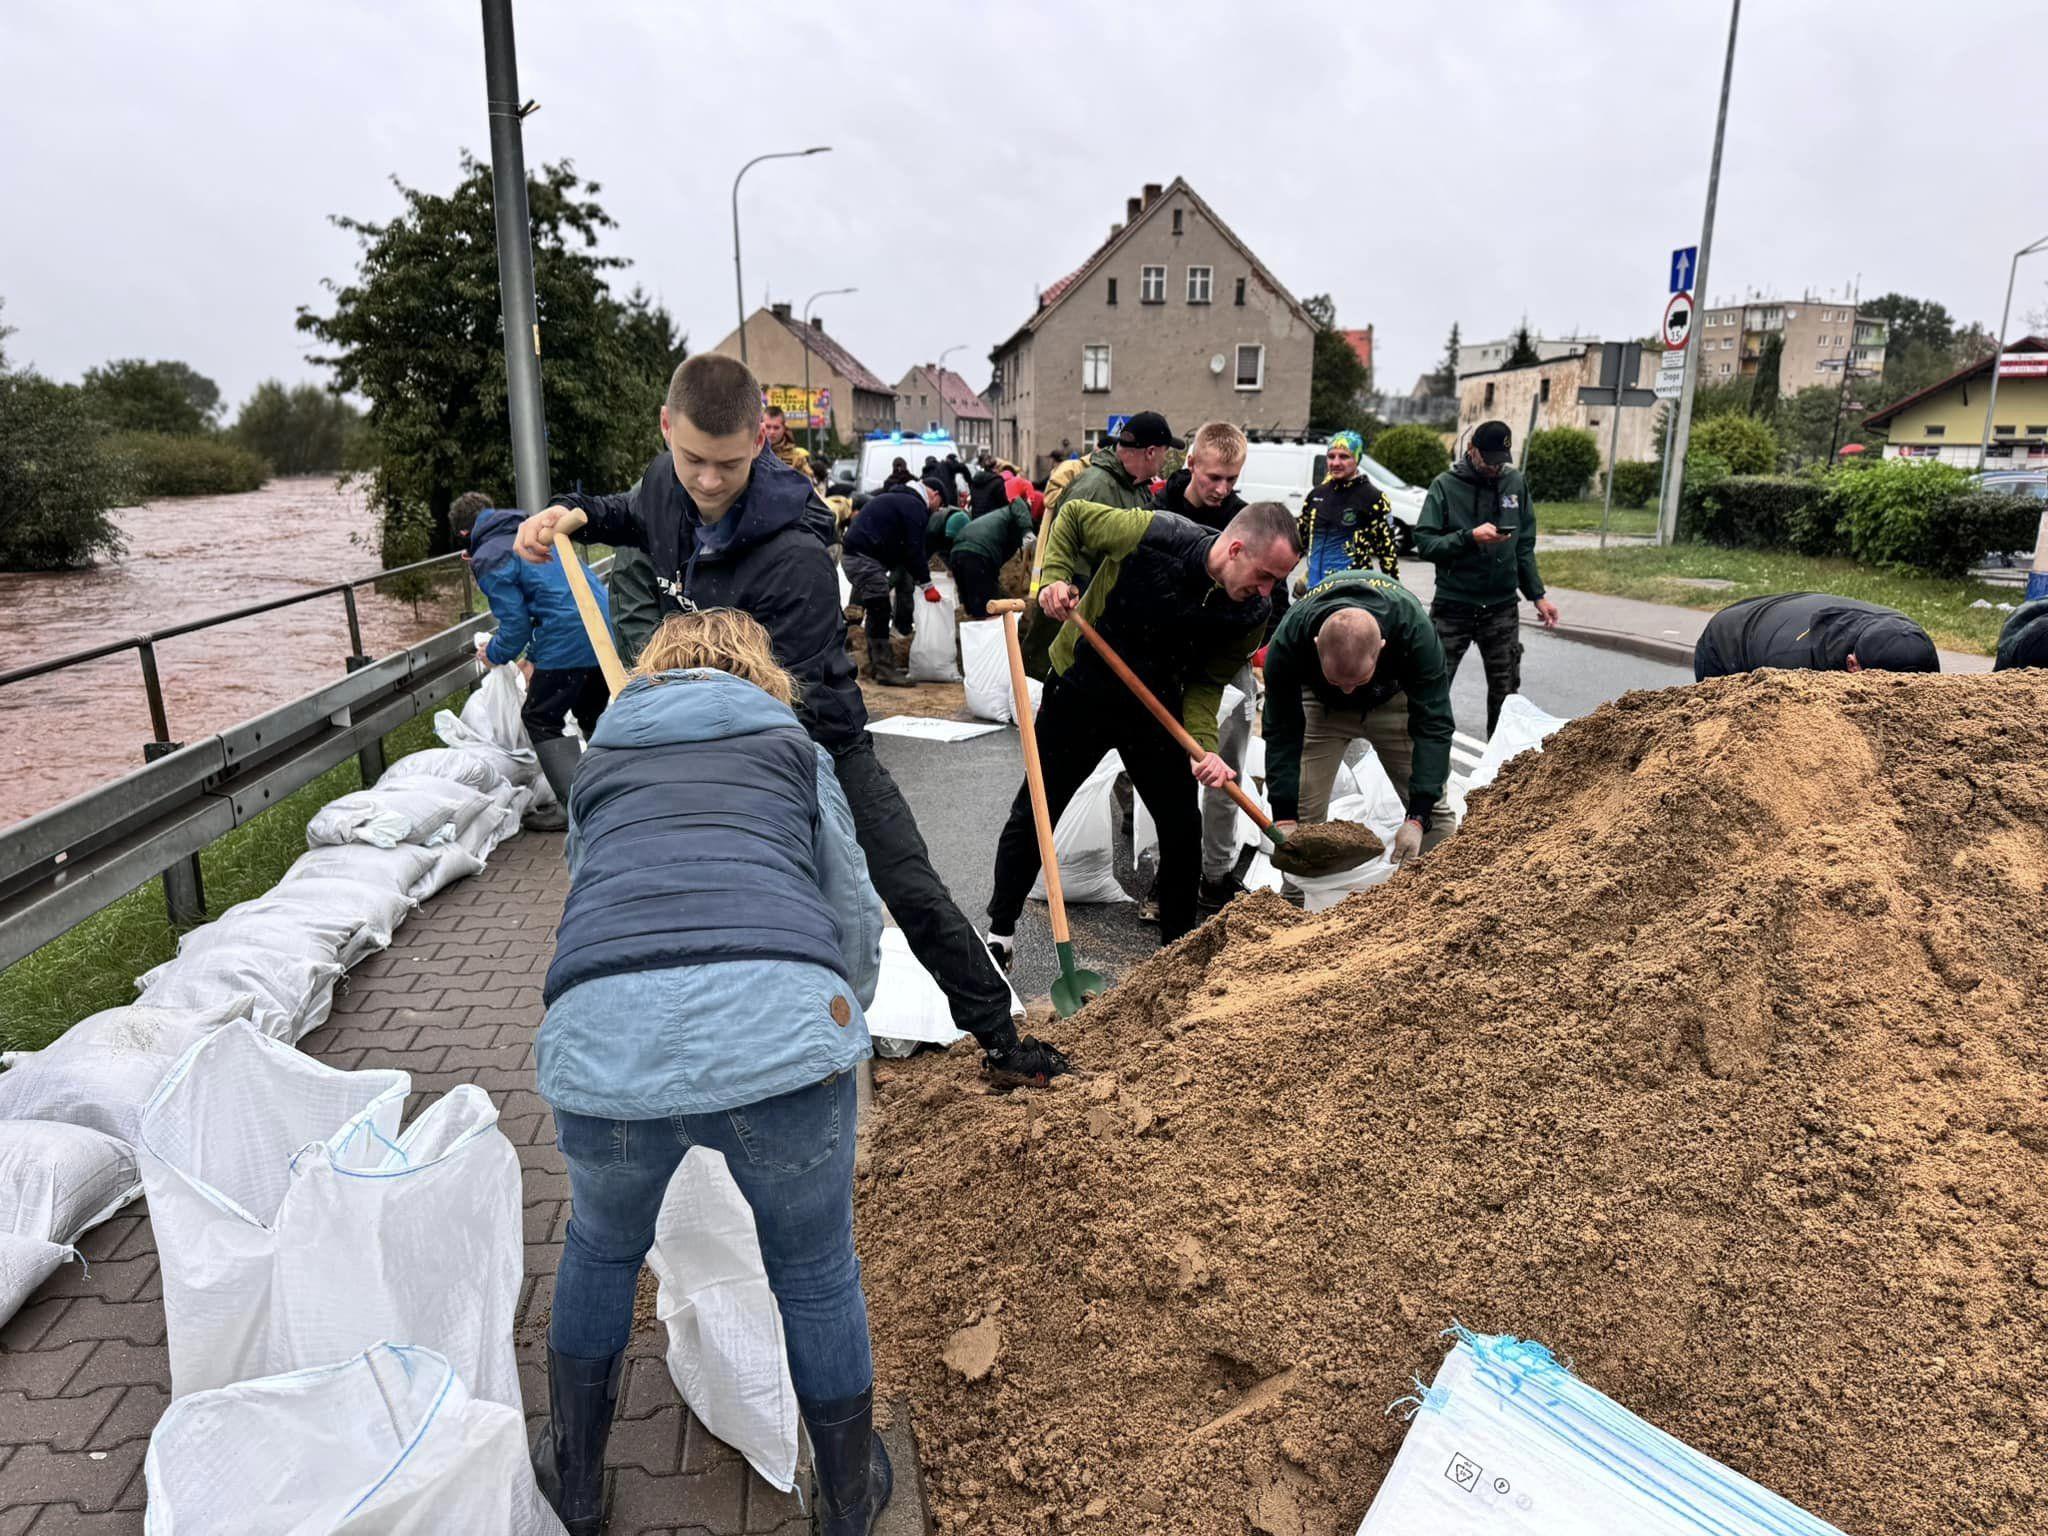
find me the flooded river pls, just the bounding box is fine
[0,478,464,824]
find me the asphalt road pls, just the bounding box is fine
[870,631,1695,1006]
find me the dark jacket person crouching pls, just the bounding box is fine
[1694,592,1940,680]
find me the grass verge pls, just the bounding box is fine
[0,699,463,1053]
[1536,545,2013,655]
[1539,498,1660,537]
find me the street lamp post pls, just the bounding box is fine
[1976,233,2048,470]
[731,147,831,365]
[936,343,966,445]
[800,286,856,455]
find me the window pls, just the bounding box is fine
[1925,425,1946,438]
[2026,425,2047,437]
[1186,265,1213,304]
[1539,377,1551,403]
[1082,429,1103,452]
[1106,277,1117,306]
[1234,276,1247,306]
[1483,382,1496,408]
[1082,344,1111,393]
[1994,423,2017,438]
[1706,314,1717,328]
[1234,344,1265,390]
[1172,207,1184,235]
[1140,265,1165,303]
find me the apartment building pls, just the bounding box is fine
[1696,295,1886,394]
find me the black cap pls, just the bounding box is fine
[1110,411,1182,450]
[1472,420,1513,466]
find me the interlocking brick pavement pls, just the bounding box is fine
[0,830,812,1535]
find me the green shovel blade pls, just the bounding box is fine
[1049,939,1106,1018]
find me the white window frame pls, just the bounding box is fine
[1234,343,1265,391]
[1140,265,1166,304]
[1186,265,1213,304]
[1082,428,1104,452]
[1081,342,1111,393]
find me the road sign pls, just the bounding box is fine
[1105,413,1130,438]
[1655,355,1686,401]
[1662,292,1694,350]
[1670,246,1698,295]
[1578,342,1658,408]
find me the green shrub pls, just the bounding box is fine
[0,369,134,570]
[1369,424,1450,489]
[1523,427,1601,501]
[1684,475,1824,550]
[1608,459,1661,508]
[1822,459,1977,575]
[1690,413,1779,475]
[109,431,270,498]
[1674,451,1732,543]
[1950,490,2046,569]
[1784,487,1850,557]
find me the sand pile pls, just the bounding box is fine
[857,669,2048,1536]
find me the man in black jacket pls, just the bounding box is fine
[1693,592,1940,679]
[842,480,943,686]
[513,355,1068,1089]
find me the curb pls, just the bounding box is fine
[1524,617,1695,669]
[877,1399,933,1534]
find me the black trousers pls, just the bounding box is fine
[989,673,1202,943]
[522,666,610,744]
[1431,599,1522,736]
[948,551,1001,621]
[828,734,1014,1043]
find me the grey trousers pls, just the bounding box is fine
[1201,663,1257,881]
[1295,692,1455,850]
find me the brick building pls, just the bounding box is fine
[709,304,895,441]
[1457,347,1664,483]
[988,179,1315,475]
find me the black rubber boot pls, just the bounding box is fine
[525,736,581,833]
[804,1387,893,1536]
[532,1347,623,1536]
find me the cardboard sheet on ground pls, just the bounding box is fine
[645,1148,800,1493]
[864,715,1004,742]
[143,1342,564,1535]
[1357,1331,1846,1536]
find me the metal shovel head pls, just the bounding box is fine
[1050,941,1106,1018]
[1266,818,1383,878]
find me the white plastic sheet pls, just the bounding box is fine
[143,1342,565,1536]
[864,716,1003,742]
[908,572,963,682]
[960,619,1041,724]
[0,1233,74,1329]
[1358,1331,1847,1536]
[1029,754,1130,905]
[0,1120,141,1244]
[0,996,250,1146]
[645,1149,800,1493]
[140,1024,524,1408]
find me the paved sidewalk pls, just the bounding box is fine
[0,832,811,1536]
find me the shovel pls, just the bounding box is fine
[552,530,630,698]
[987,599,1106,1017]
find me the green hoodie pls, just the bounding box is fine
[951,497,1034,566]
[1261,571,1455,822]
[1413,460,1545,608]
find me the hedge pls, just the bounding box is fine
[109,431,270,499]
[1523,427,1601,501]
[1609,459,1660,508]
[1681,474,1823,551]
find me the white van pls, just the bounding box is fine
[1234,439,1428,547]
[855,431,964,496]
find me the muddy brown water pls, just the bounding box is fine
[0,478,463,824]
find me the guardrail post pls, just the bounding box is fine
[137,642,206,928]
[341,589,387,786]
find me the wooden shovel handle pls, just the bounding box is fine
[552,530,630,698]
[1000,611,1072,945]
[985,598,1029,614]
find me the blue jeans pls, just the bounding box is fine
[548,1071,871,1405]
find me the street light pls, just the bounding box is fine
[801,286,857,454]
[731,147,831,365]
[936,343,966,446]
[1976,232,2048,470]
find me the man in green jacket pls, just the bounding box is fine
[947,496,1033,619]
[986,498,1300,951]
[1263,571,1457,868]
[1413,420,1560,733]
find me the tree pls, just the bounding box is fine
[299,155,683,559]
[1748,334,1782,423]
[231,380,365,475]
[1778,384,1845,466]
[1303,292,1376,437]
[1861,293,1956,362]
[1433,321,1461,396]
[0,305,134,570]
[1505,322,1539,369]
[77,358,222,436]
[1691,413,1778,475]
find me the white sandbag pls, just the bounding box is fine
[434,666,539,788]
[377,747,511,795]
[419,841,487,897]
[1028,753,1129,905]
[645,1148,800,1493]
[837,562,853,609]
[866,927,1025,1057]
[137,942,343,1045]
[908,572,963,683]
[1466,693,1569,792]
[0,1234,74,1329]
[179,895,381,976]
[454,784,529,860]
[306,780,490,851]
[244,880,417,965]
[960,619,1041,724]
[0,1120,141,1244]
[284,842,482,905]
[0,996,250,1146]
[1358,1330,1847,1536]
[140,1023,523,1408]
[143,1342,565,1536]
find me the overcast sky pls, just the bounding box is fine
[6,0,2045,418]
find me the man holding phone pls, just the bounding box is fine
[1413,419,1560,734]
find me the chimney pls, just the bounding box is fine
[1142,182,1162,207]
[770,301,793,322]
[1110,222,1123,238]
[1125,196,1141,222]
[810,315,825,332]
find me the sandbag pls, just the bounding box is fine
[137,941,343,1045]
[453,783,530,860]
[1028,754,1129,905]
[283,842,484,905]
[960,619,1041,724]
[306,780,490,851]
[645,1148,800,1493]
[908,572,963,683]
[244,880,418,965]
[180,890,387,976]
[0,996,250,1146]
[377,747,511,795]
[143,1342,564,1536]
[1357,1330,1847,1536]
[140,1024,523,1407]
[866,927,1025,1057]
[0,1233,74,1330]
[434,666,540,788]
[0,1120,141,1244]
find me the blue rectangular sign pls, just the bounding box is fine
[1670,246,1698,295]
[1106,414,1130,437]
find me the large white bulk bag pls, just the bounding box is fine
[143,1342,564,1536]
[1028,753,1129,905]
[646,1148,800,1492]
[0,996,250,1146]
[908,572,963,682]
[960,619,1041,724]
[0,1120,141,1243]
[140,1024,523,1409]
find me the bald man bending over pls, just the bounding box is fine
[1261,569,1458,868]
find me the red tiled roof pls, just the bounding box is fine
[767,311,891,395]
[1341,328,1373,370]
[932,366,991,419]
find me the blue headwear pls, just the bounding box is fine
[1326,431,1364,481]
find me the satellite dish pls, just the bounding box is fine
[1209,353,1226,374]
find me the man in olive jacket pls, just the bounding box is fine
[1413,420,1560,733]
[1263,571,1457,867]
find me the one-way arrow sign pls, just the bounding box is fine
[1670,246,1698,295]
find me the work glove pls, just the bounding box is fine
[979,1024,1073,1089]
[1391,818,1424,865]
[923,585,942,603]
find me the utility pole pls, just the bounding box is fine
[800,286,856,455]
[1659,0,1743,546]
[1977,233,2048,469]
[479,0,549,512]
[1823,276,1863,466]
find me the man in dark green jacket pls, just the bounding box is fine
[947,496,1032,619]
[1263,571,1457,866]
[1414,420,1560,733]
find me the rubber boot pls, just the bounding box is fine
[525,735,581,833]
[804,1388,893,1536]
[532,1346,623,1536]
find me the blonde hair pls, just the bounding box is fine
[1188,421,1248,469]
[631,609,798,706]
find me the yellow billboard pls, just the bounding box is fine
[763,386,831,428]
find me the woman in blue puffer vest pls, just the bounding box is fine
[528,609,891,1536]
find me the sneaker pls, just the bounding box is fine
[1197,873,1249,916]
[984,933,1014,971]
[1136,892,1160,926]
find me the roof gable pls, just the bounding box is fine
[1861,335,2048,429]
[764,309,890,394]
